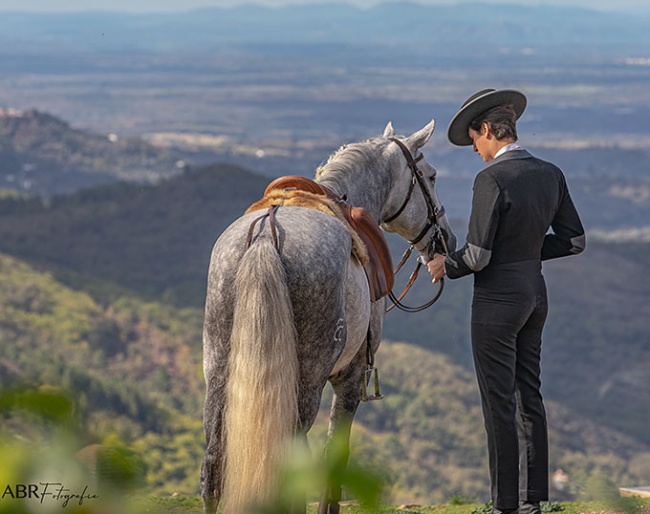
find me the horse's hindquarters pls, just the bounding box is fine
[272,207,369,376]
[204,206,363,364]
[330,258,370,376]
[203,207,368,508]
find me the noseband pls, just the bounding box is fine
[385,137,448,313]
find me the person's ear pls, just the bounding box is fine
[482,122,492,139]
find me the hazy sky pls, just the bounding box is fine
[0,0,649,13]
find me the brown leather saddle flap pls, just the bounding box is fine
[263,175,394,302]
[350,206,394,301]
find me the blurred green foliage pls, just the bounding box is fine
[0,387,147,514]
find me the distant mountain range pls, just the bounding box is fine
[1,3,649,56]
[2,108,649,240]
[0,108,184,194]
[3,0,650,193]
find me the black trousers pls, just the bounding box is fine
[471,261,550,511]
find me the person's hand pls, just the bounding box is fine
[426,253,446,284]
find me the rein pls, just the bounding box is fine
[385,137,448,313]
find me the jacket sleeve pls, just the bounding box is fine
[444,171,501,279]
[541,175,586,260]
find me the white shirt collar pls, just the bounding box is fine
[494,142,523,159]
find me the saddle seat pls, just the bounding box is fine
[247,175,394,302]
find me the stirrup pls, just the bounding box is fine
[361,366,384,402]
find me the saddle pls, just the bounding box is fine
[247,175,394,302]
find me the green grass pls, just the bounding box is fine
[139,496,650,514]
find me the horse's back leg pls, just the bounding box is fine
[201,373,226,514]
[201,297,233,513]
[201,227,242,514]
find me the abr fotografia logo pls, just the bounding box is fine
[1,483,99,508]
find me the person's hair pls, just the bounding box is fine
[469,104,518,141]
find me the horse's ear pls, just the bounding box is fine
[405,119,436,149]
[383,121,395,138]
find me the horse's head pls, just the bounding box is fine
[380,120,457,261]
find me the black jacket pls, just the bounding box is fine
[445,149,585,280]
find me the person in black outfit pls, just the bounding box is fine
[427,89,585,514]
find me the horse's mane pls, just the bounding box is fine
[315,137,389,179]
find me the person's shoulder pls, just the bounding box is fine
[529,153,561,169]
[528,154,567,179]
[521,154,571,193]
[481,153,524,179]
[494,151,563,176]
[474,167,502,191]
[484,149,530,170]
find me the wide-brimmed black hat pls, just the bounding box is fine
[447,88,527,146]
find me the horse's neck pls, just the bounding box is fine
[316,159,390,222]
[317,173,377,220]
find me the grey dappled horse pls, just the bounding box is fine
[201,120,456,514]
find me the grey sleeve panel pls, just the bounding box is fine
[541,178,586,261]
[570,233,586,254]
[445,171,501,279]
[462,243,492,272]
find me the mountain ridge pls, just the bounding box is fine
[0,108,184,195]
[1,3,648,54]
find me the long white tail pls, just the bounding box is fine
[223,237,300,514]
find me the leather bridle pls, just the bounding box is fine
[385,137,449,313]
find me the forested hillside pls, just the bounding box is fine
[2,249,648,502]
[0,157,648,450]
[382,240,650,447]
[0,252,205,493]
[0,156,649,502]
[0,162,268,305]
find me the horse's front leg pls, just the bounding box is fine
[318,360,363,514]
[318,301,384,514]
